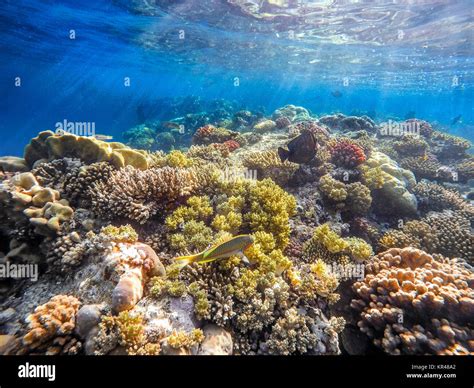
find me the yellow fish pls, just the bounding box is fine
[174,235,254,267]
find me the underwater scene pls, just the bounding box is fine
[0,0,473,362]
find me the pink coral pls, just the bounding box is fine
[329,138,366,168]
[222,140,240,152]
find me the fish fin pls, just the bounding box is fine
[278,147,289,162]
[174,252,203,268]
[241,255,250,266]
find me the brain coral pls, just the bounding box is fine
[351,247,474,355]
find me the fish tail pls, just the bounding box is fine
[278,147,289,162]
[174,252,204,268]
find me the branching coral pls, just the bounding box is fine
[303,224,373,265]
[392,134,429,157]
[318,175,372,215]
[242,150,298,186]
[244,178,296,249]
[319,174,347,202]
[98,311,161,355]
[351,247,474,355]
[328,138,366,168]
[413,181,474,220]
[123,125,156,150]
[430,131,471,160]
[23,295,81,355]
[378,211,473,262]
[90,166,204,224]
[193,125,238,145]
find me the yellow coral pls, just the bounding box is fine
[319,174,347,202]
[166,150,192,168]
[313,224,348,253]
[345,237,373,262]
[167,329,204,349]
[165,196,213,229]
[101,224,138,243]
[245,178,296,249]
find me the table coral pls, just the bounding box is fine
[351,247,474,355]
[22,295,81,355]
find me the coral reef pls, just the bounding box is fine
[1,107,472,357]
[351,248,473,355]
[0,172,74,236]
[90,166,205,224]
[360,151,417,215]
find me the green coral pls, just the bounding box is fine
[167,329,204,349]
[100,224,138,243]
[244,179,296,249]
[304,223,372,264]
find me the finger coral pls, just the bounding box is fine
[23,295,81,355]
[351,247,474,355]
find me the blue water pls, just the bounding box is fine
[1,0,473,156]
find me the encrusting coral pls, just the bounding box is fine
[0,172,74,236]
[351,247,474,355]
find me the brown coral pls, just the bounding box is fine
[23,295,81,355]
[90,166,204,224]
[351,247,474,355]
